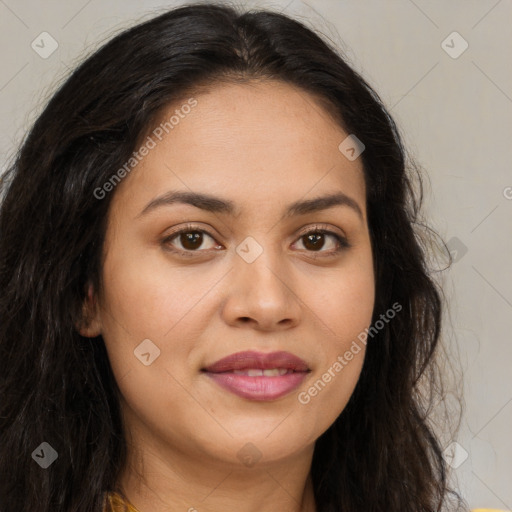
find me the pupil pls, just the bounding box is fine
[305,233,323,251]
[181,232,202,250]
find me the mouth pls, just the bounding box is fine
[201,350,311,401]
[202,350,310,373]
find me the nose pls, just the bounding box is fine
[220,249,301,332]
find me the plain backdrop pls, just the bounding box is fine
[0,0,511,509]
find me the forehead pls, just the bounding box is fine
[110,80,366,219]
[171,79,346,153]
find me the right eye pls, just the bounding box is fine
[162,224,223,256]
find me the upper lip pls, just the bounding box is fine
[202,350,310,373]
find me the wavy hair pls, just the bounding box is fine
[0,2,466,511]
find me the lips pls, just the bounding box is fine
[201,350,310,401]
[202,350,310,373]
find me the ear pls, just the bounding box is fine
[76,283,102,338]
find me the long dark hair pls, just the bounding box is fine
[0,2,467,511]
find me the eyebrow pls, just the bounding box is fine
[136,190,364,221]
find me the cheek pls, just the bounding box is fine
[98,248,207,437]
[100,242,220,339]
[98,244,225,404]
[295,262,374,427]
[297,347,365,439]
[314,278,372,378]
[309,263,375,344]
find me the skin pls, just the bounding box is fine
[80,80,375,512]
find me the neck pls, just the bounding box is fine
[117,435,317,512]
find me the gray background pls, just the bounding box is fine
[1,0,510,509]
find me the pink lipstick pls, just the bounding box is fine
[202,350,310,401]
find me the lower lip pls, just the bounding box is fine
[204,371,309,401]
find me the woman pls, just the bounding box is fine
[0,2,470,511]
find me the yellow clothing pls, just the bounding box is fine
[102,492,509,512]
[104,491,140,512]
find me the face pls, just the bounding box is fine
[81,80,375,470]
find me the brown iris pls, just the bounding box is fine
[302,232,326,251]
[179,231,204,250]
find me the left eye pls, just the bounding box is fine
[163,225,349,257]
[293,229,348,254]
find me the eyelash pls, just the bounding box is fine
[162,223,350,259]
